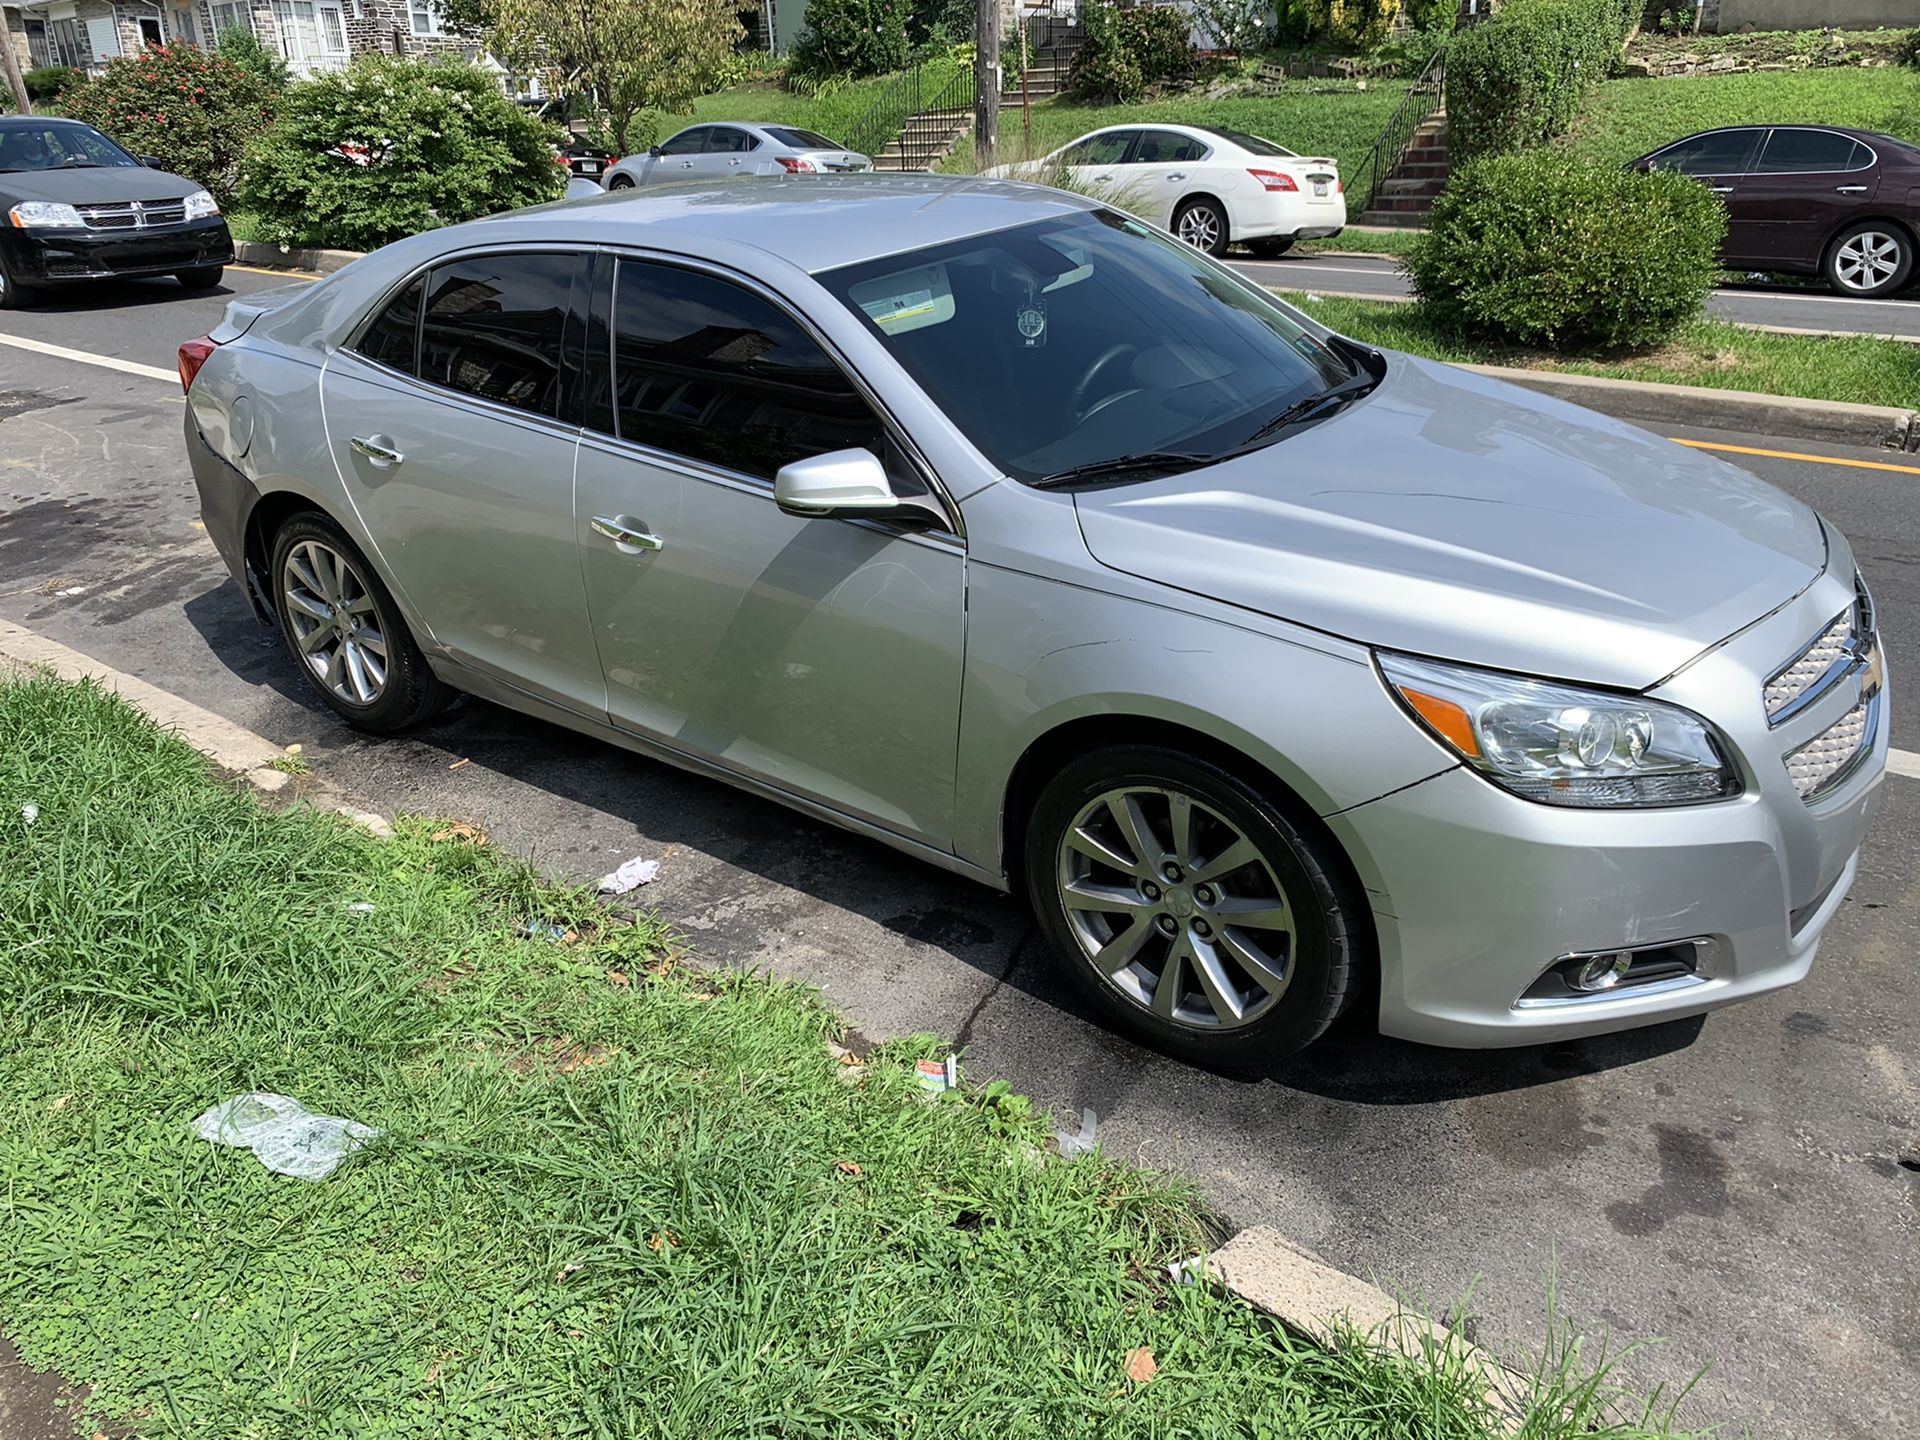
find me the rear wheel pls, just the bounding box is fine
[1824,222,1913,297]
[1024,745,1365,1068]
[1173,197,1230,257]
[1244,235,1296,258]
[270,512,451,733]
[177,265,225,290]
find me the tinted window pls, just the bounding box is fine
[0,122,137,172]
[1130,130,1207,164]
[1647,129,1760,176]
[1201,127,1295,157]
[609,259,884,479]
[418,254,578,418]
[766,127,841,150]
[1061,132,1133,166]
[707,126,759,153]
[357,275,422,373]
[1760,128,1867,173]
[658,128,706,156]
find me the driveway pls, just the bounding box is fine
[2,270,1916,1438]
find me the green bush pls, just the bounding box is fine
[1273,0,1400,49]
[60,46,276,202]
[1447,0,1634,164]
[1405,151,1726,351]
[1068,2,1193,103]
[790,0,911,81]
[215,24,292,88]
[22,65,85,103]
[239,57,564,251]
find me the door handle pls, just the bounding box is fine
[591,515,664,552]
[680,159,694,168]
[1835,184,1869,194]
[1707,185,1734,194]
[728,157,742,166]
[1166,172,1185,181]
[350,434,403,466]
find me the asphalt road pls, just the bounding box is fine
[2,270,1917,1439]
[1231,250,1920,338]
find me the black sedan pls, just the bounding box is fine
[1632,124,1919,298]
[0,116,234,309]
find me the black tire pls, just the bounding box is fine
[270,511,452,733]
[1172,197,1231,257]
[0,250,36,310]
[1823,221,1913,298]
[607,174,636,191]
[177,265,225,290]
[1023,745,1366,1069]
[1244,235,1296,258]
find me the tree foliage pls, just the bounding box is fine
[491,0,743,152]
[62,46,277,202]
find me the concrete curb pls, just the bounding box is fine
[233,240,363,275]
[1459,362,1920,452]
[0,618,392,839]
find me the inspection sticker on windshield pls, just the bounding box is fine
[849,265,954,334]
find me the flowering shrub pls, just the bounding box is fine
[240,57,565,251]
[61,46,276,202]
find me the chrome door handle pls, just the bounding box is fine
[1166,172,1185,180]
[680,159,694,168]
[1835,184,1869,194]
[591,515,663,552]
[350,434,403,465]
[1707,185,1734,194]
[728,157,742,166]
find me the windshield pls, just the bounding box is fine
[768,127,843,151]
[1201,128,1296,157]
[0,122,139,173]
[816,210,1355,485]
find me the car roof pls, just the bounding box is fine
[474,173,1101,273]
[0,116,92,129]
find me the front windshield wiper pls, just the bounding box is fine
[55,158,102,169]
[1033,451,1217,488]
[1242,368,1380,446]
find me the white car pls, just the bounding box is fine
[988,124,1345,256]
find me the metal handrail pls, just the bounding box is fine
[844,65,926,160]
[884,65,976,170]
[1348,42,1447,216]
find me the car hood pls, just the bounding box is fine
[1072,353,1827,690]
[0,166,202,204]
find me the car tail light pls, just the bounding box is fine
[553,152,569,166]
[776,156,817,173]
[1248,169,1298,192]
[178,335,218,394]
[1336,177,1344,193]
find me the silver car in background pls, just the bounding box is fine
[181,177,1887,1067]
[603,124,872,189]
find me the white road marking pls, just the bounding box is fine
[1890,749,1920,782]
[0,332,176,384]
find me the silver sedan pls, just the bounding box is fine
[602,123,872,189]
[181,176,1888,1066]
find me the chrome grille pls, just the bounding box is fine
[1783,695,1872,801]
[1764,610,1851,723]
[74,199,190,231]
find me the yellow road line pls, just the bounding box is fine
[1670,437,1920,476]
[227,264,321,281]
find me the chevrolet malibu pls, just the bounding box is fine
[182,177,1887,1066]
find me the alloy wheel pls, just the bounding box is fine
[281,540,389,706]
[1056,785,1297,1029]
[1176,206,1222,252]
[1833,229,1903,292]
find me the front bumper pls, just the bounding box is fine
[1330,557,1887,1047]
[4,215,233,284]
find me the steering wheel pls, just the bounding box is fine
[1069,343,1139,420]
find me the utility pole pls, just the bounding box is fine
[0,7,32,118]
[973,0,1000,170]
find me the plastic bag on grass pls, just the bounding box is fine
[192,1092,380,1181]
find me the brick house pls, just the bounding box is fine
[7,0,486,80]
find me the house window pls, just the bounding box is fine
[408,1,441,35]
[137,16,165,46]
[318,3,346,50]
[209,1,253,36]
[49,17,86,67]
[23,18,52,68]
[173,6,198,44]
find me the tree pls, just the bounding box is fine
[491,0,743,153]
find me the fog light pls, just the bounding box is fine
[1571,951,1633,993]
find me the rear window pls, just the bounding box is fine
[1200,127,1295,158]
[356,276,422,373]
[765,127,841,151]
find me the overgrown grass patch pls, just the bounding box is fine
[0,675,1712,1437]
[1284,290,1920,407]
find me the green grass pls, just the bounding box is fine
[1297,227,1423,257]
[0,673,1721,1437]
[1280,290,1920,407]
[1564,68,1920,170]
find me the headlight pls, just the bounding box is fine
[183,189,220,220]
[8,201,84,229]
[1378,652,1740,808]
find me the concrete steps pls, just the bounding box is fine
[1356,114,1447,227]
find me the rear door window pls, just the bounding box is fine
[1128,130,1207,165]
[356,275,423,374]
[706,126,759,153]
[417,253,582,419]
[1646,129,1762,176]
[1759,128,1870,173]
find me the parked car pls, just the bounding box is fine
[556,137,617,187]
[986,123,1345,256]
[603,124,872,189]
[1631,124,1919,297]
[181,177,1885,1066]
[0,116,233,309]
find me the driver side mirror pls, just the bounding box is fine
[774,448,931,525]
[648,145,663,158]
[138,154,165,169]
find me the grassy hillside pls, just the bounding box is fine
[1565,68,1920,168]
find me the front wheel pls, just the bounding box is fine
[0,251,36,310]
[1024,745,1366,1068]
[607,174,636,191]
[177,265,225,290]
[1824,222,1913,297]
[1173,197,1230,257]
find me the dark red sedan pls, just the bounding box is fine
[1632,124,1919,298]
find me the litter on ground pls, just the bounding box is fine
[915,1055,959,1094]
[192,1092,380,1181]
[598,855,659,894]
[20,802,37,825]
[1056,1107,1100,1158]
